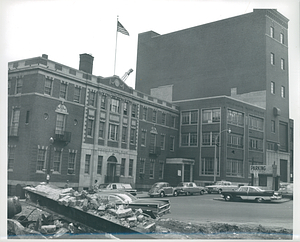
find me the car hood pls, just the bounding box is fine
[130,199,169,206]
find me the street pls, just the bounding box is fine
[139,193,293,229]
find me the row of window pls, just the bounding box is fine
[142,106,176,127]
[141,131,175,151]
[270,53,285,70]
[270,26,285,44]
[270,81,286,98]
[139,158,164,179]
[200,158,243,177]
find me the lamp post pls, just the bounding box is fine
[46,137,54,184]
[214,128,231,183]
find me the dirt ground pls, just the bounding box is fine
[11,200,292,240]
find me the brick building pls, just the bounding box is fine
[135,9,293,187]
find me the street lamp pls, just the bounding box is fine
[214,128,231,183]
[46,137,54,184]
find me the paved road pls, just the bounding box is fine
[138,192,293,229]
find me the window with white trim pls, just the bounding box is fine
[226,159,243,177]
[281,58,285,70]
[160,134,165,150]
[161,113,166,125]
[182,110,198,124]
[89,91,96,106]
[101,95,106,109]
[85,154,91,174]
[99,121,105,138]
[280,33,284,44]
[97,156,103,174]
[248,116,263,131]
[270,26,274,38]
[271,81,275,94]
[60,82,67,99]
[201,157,219,175]
[281,86,285,98]
[139,158,145,174]
[74,87,81,103]
[129,159,133,176]
[16,78,23,94]
[152,110,157,123]
[53,149,62,173]
[36,148,46,172]
[44,79,52,95]
[109,124,118,141]
[249,138,263,151]
[68,151,76,175]
[170,136,175,151]
[149,159,155,179]
[130,128,136,144]
[141,130,147,146]
[271,53,275,65]
[142,107,147,120]
[8,146,15,170]
[110,98,120,113]
[10,108,20,136]
[202,109,220,123]
[181,133,197,146]
[121,126,127,143]
[227,109,244,126]
[227,133,243,148]
[55,113,66,135]
[202,132,219,146]
[159,161,164,179]
[121,158,126,176]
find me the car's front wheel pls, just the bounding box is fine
[200,190,204,195]
[173,191,178,197]
[225,195,232,201]
[160,191,165,197]
[256,197,264,203]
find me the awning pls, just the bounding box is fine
[166,158,195,165]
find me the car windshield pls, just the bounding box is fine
[117,193,137,202]
[152,183,162,188]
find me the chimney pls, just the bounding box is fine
[42,54,48,59]
[79,53,94,74]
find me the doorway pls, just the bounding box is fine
[106,156,119,183]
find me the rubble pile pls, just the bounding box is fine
[25,185,158,233]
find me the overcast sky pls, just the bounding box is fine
[1,0,299,236]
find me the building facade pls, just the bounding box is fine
[135,9,293,187]
[8,54,179,194]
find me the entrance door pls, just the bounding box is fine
[184,164,190,182]
[280,159,288,182]
[106,156,118,183]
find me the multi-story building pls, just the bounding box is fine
[8,53,179,195]
[135,9,293,187]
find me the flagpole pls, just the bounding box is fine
[114,16,119,75]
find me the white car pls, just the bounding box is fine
[205,181,238,194]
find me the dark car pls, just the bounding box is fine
[98,183,137,196]
[221,186,281,202]
[97,191,170,218]
[173,182,206,196]
[278,183,293,200]
[148,182,174,197]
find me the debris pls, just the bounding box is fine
[40,224,57,234]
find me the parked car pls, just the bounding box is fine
[97,191,170,218]
[205,181,239,194]
[220,186,282,202]
[278,183,293,200]
[148,182,174,197]
[173,182,206,196]
[98,183,137,196]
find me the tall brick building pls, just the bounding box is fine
[135,9,293,187]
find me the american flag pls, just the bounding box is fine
[117,21,129,36]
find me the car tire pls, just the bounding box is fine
[225,195,232,201]
[256,197,263,203]
[200,190,204,195]
[160,191,165,197]
[173,191,178,197]
[150,195,154,198]
[218,189,222,194]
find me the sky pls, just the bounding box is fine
[1,0,299,237]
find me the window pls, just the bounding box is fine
[226,159,243,177]
[101,95,106,109]
[249,138,263,151]
[170,136,175,151]
[270,26,274,38]
[110,98,120,113]
[8,80,11,95]
[10,108,20,136]
[202,109,220,123]
[85,154,91,174]
[159,162,164,179]
[87,119,94,136]
[60,83,67,99]
[271,120,276,133]
[271,81,275,94]
[99,121,105,138]
[131,104,137,118]
[74,87,81,103]
[160,134,165,150]
[55,113,66,135]
[191,111,198,124]
[149,160,155,179]
[281,59,285,70]
[227,109,244,126]
[89,91,96,106]
[8,146,15,170]
[202,132,219,146]
[149,133,157,153]
[123,102,128,115]
[182,112,190,124]
[109,124,118,141]
[162,113,166,125]
[201,157,219,175]
[25,111,30,124]
[68,151,76,174]
[280,33,284,44]
[281,86,285,98]
[129,159,133,176]
[248,116,264,131]
[97,156,103,174]
[181,133,197,146]
[152,110,157,123]
[122,126,127,142]
[172,116,176,127]
[227,133,243,148]
[141,130,147,146]
[44,79,53,95]
[130,128,136,144]
[271,53,275,65]
[53,150,61,173]
[37,148,46,172]
[121,158,126,176]
[139,158,145,174]
[142,107,147,120]
[16,78,23,94]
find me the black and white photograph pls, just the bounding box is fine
[2,0,299,240]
